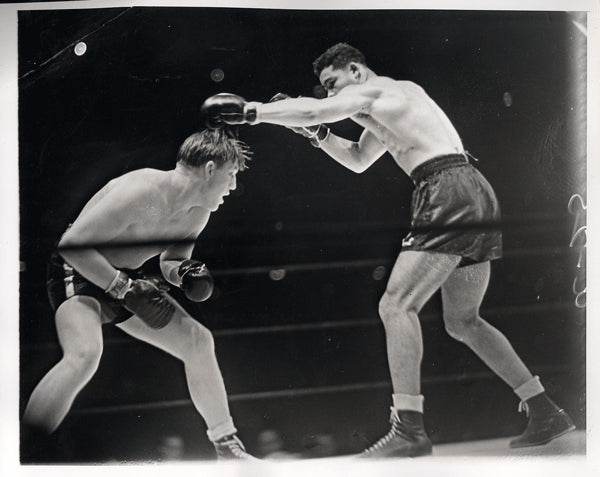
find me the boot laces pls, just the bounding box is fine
[363,408,403,454]
[518,401,530,417]
[219,435,254,459]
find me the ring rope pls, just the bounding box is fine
[70,364,575,416]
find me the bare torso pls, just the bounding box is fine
[67,168,210,269]
[350,77,464,174]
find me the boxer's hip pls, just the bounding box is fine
[402,154,503,266]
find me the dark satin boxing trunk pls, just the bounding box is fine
[401,154,503,267]
[47,251,135,324]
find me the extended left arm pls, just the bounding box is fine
[253,94,371,127]
[201,88,375,129]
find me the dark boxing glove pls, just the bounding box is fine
[106,272,175,329]
[268,93,330,147]
[201,93,260,129]
[178,260,214,302]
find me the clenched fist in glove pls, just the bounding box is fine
[106,272,176,329]
[201,93,260,129]
[178,260,214,302]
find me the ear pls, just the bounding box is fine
[204,160,216,178]
[349,63,361,79]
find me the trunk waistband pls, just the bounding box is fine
[409,154,469,183]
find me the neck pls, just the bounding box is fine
[362,67,376,83]
[171,163,208,206]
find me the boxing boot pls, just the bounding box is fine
[213,434,259,460]
[510,393,576,448]
[359,408,432,458]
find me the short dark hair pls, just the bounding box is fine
[176,128,251,170]
[313,43,367,77]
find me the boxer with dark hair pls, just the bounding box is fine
[202,42,575,457]
[22,129,256,461]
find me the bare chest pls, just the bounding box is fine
[352,110,413,156]
[126,205,206,241]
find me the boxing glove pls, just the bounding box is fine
[268,92,330,147]
[201,93,259,129]
[106,272,175,329]
[178,260,214,302]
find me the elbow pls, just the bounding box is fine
[349,165,366,174]
[57,237,79,264]
[347,145,371,173]
[351,163,369,174]
[56,230,86,263]
[56,235,72,260]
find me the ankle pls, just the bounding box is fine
[214,433,236,444]
[524,393,561,417]
[395,409,426,430]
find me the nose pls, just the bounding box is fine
[327,89,337,98]
[229,175,237,191]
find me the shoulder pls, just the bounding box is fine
[340,77,414,99]
[106,168,167,198]
[110,168,165,186]
[371,78,423,96]
[81,169,171,217]
[361,79,428,107]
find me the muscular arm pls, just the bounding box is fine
[319,128,387,173]
[59,245,122,291]
[258,86,387,172]
[255,85,375,127]
[159,244,194,287]
[159,210,210,285]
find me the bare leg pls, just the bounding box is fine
[441,261,533,389]
[441,262,576,448]
[116,305,233,435]
[379,251,461,395]
[360,251,460,457]
[23,296,104,433]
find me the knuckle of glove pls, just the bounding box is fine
[178,260,214,302]
[201,93,247,127]
[123,280,175,329]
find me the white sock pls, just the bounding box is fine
[392,393,424,413]
[514,375,545,402]
[206,417,237,442]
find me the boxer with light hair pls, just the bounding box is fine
[202,42,575,457]
[22,128,256,461]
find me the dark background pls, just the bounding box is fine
[18,7,586,462]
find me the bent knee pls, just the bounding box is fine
[185,320,215,355]
[63,342,103,375]
[443,312,482,341]
[378,291,418,324]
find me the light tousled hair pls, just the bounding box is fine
[177,128,252,170]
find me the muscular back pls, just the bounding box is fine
[348,77,464,173]
[63,168,210,270]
